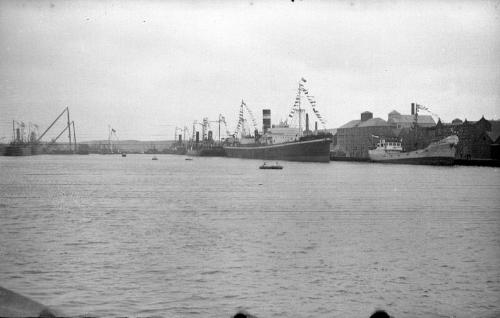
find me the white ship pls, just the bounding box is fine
[368,135,459,165]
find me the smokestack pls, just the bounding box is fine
[262,109,271,133]
[411,103,415,115]
[305,113,309,134]
[315,121,318,132]
[196,131,199,143]
[178,134,182,142]
[208,130,213,141]
[16,128,20,141]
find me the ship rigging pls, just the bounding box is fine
[287,77,327,136]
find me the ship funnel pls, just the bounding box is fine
[262,109,271,133]
[411,103,415,115]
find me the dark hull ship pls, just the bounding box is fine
[224,79,331,163]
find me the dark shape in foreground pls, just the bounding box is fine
[233,311,259,318]
[0,286,60,317]
[370,309,391,318]
[232,309,392,318]
[1,285,393,318]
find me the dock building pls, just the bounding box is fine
[400,116,500,160]
[334,111,394,159]
[332,103,500,161]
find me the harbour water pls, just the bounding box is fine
[0,155,499,318]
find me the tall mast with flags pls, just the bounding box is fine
[298,78,305,137]
[288,77,327,135]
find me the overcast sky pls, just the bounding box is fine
[1,0,499,141]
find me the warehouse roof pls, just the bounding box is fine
[388,114,435,125]
[339,118,389,129]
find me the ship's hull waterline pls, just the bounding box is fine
[3,144,39,156]
[224,138,331,163]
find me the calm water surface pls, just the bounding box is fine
[0,154,499,318]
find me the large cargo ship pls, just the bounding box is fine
[368,135,459,165]
[223,78,331,163]
[224,136,331,162]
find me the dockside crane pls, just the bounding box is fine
[183,126,190,143]
[192,120,204,143]
[174,126,184,143]
[209,114,230,143]
[36,107,76,153]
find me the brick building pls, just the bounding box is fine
[335,111,394,158]
[398,116,500,159]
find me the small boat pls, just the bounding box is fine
[185,158,193,161]
[152,156,158,160]
[259,162,283,169]
[121,153,127,157]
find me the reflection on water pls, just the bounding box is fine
[0,154,499,318]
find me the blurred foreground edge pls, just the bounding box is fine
[0,286,62,318]
[1,286,391,318]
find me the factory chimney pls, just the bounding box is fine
[411,103,415,115]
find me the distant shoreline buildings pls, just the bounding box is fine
[331,103,500,161]
[1,102,499,163]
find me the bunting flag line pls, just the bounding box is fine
[287,79,328,128]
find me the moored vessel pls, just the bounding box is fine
[4,143,34,156]
[4,120,38,156]
[368,135,459,165]
[225,137,331,162]
[186,145,226,157]
[223,78,331,163]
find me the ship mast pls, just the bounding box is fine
[288,78,326,135]
[298,81,303,137]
